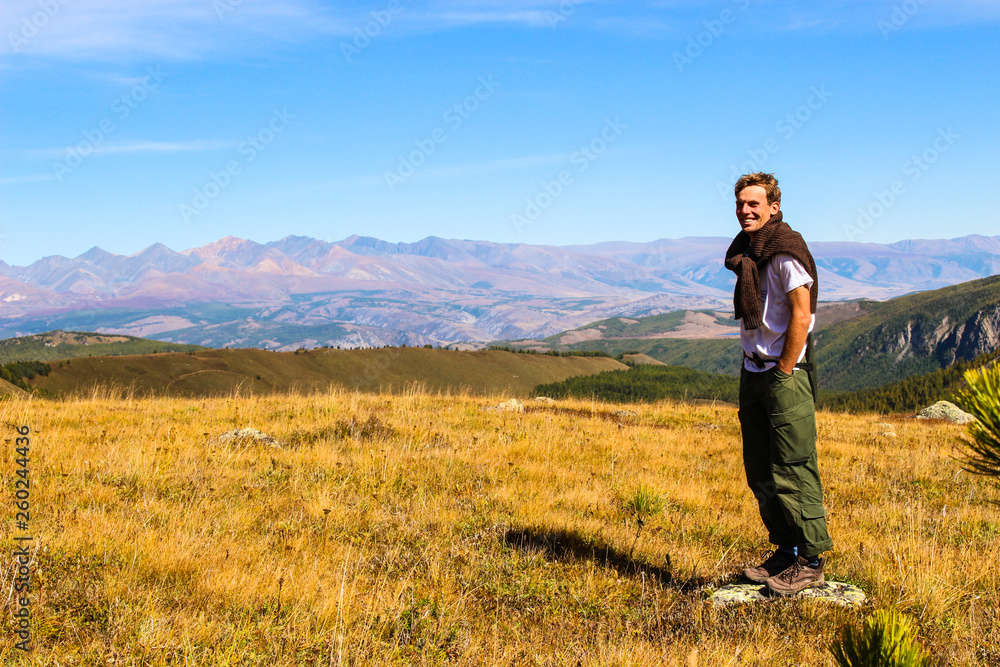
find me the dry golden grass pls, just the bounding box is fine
[2,387,999,665]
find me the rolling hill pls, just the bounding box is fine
[504,311,743,376]
[28,347,627,398]
[0,330,204,363]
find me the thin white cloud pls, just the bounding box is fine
[88,140,236,155]
[2,0,998,62]
[0,0,352,59]
[0,0,644,60]
[749,0,1000,33]
[380,0,1000,38]
[24,140,236,161]
[400,0,604,31]
[428,11,556,28]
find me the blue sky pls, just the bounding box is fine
[1,0,998,266]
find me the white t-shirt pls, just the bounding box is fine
[740,253,816,373]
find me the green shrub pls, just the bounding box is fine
[831,610,931,667]
[617,483,665,560]
[956,364,1000,479]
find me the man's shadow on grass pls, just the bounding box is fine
[502,526,708,592]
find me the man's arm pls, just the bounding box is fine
[777,284,812,374]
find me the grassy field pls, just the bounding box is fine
[2,388,999,665]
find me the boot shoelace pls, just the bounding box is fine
[777,560,803,582]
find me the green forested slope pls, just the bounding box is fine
[532,363,738,404]
[818,351,999,414]
[813,275,1000,390]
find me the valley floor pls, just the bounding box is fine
[1,389,998,665]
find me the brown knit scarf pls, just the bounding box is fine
[723,211,818,330]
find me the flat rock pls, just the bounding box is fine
[871,421,896,438]
[708,581,866,607]
[216,428,284,448]
[487,399,524,413]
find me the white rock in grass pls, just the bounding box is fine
[216,428,284,448]
[915,401,975,424]
[487,399,525,413]
[872,421,896,438]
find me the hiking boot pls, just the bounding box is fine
[766,557,825,597]
[743,549,798,584]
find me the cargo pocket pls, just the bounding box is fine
[768,398,816,465]
[767,370,817,465]
[800,502,833,555]
[801,503,826,521]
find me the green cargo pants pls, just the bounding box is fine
[738,366,833,558]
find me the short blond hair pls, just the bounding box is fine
[735,172,781,205]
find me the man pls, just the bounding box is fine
[723,172,833,596]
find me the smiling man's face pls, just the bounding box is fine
[736,185,781,238]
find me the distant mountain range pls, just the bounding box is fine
[3,233,1000,349]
